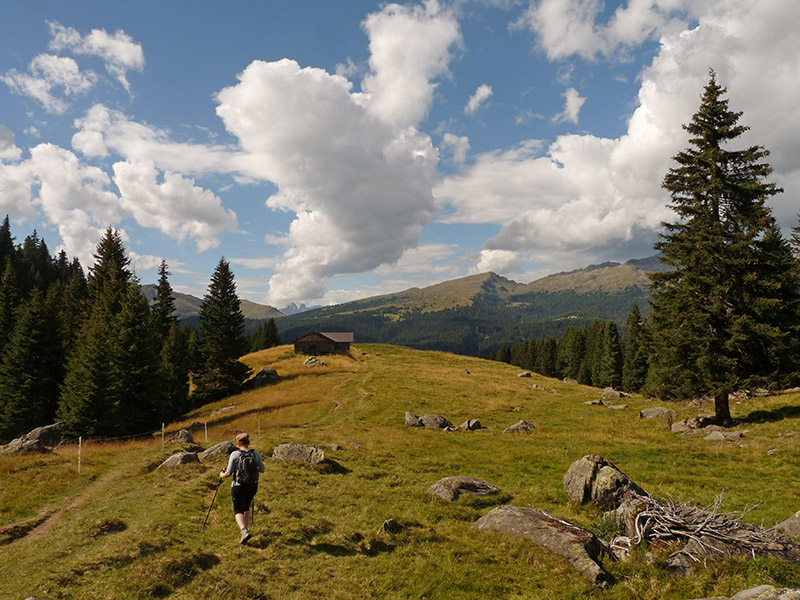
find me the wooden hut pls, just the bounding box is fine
[294,332,353,355]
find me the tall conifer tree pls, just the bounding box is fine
[647,72,799,421]
[194,258,249,404]
[621,304,648,392]
[595,322,623,388]
[152,259,177,341]
[0,288,63,441]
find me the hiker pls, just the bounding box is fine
[220,432,266,544]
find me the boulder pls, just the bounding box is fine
[776,510,800,538]
[404,411,422,427]
[503,420,535,434]
[563,378,578,385]
[532,384,545,390]
[518,371,532,378]
[272,443,325,464]
[639,407,677,426]
[159,452,200,468]
[601,388,624,399]
[170,429,194,444]
[473,506,611,588]
[245,366,279,389]
[419,414,453,430]
[200,440,236,461]
[304,356,326,367]
[378,518,405,536]
[687,586,800,600]
[459,419,483,431]
[563,455,647,510]
[704,430,746,441]
[672,415,717,433]
[427,476,500,502]
[0,422,65,454]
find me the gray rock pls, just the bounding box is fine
[170,429,194,444]
[639,407,677,426]
[404,411,422,427]
[532,384,545,390]
[687,586,800,600]
[245,366,279,389]
[304,356,326,367]
[503,420,535,434]
[0,422,65,454]
[601,387,624,399]
[459,419,483,431]
[473,506,611,588]
[517,371,532,378]
[563,378,578,385]
[200,440,236,461]
[159,452,200,468]
[584,399,605,406]
[211,404,235,416]
[427,476,500,502]
[419,414,453,430]
[704,430,746,441]
[378,518,405,535]
[777,510,800,538]
[563,454,647,510]
[272,443,325,464]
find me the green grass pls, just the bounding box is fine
[2,344,800,599]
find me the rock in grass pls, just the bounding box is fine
[473,506,611,588]
[776,510,800,538]
[427,476,500,502]
[378,518,405,535]
[169,429,194,444]
[405,411,422,427]
[159,452,200,468]
[272,443,325,464]
[459,419,483,431]
[419,414,453,430]
[563,454,647,510]
[200,441,236,461]
[517,371,532,378]
[503,420,534,434]
[0,422,65,454]
[639,407,677,426]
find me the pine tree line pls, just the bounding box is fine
[496,304,647,392]
[0,222,252,442]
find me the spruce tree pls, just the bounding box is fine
[152,259,177,341]
[159,321,190,421]
[194,258,250,404]
[621,304,648,392]
[0,215,16,270]
[595,322,623,388]
[0,288,64,441]
[0,258,20,358]
[647,71,799,422]
[556,327,586,380]
[87,228,130,311]
[534,337,557,377]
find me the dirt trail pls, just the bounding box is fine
[1,465,126,544]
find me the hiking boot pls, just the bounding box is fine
[240,528,251,545]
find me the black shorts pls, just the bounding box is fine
[231,483,258,514]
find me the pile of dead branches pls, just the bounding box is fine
[630,493,800,563]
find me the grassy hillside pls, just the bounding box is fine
[2,345,799,599]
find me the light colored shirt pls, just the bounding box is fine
[225,448,266,487]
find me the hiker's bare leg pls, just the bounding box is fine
[235,512,247,530]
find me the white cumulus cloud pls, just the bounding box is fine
[2,54,96,114]
[553,87,586,124]
[48,21,144,92]
[465,84,493,115]
[113,160,238,252]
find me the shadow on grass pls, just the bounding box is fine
[738,404,800,425]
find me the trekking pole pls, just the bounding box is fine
[203,479,223,531]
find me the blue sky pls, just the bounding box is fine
[1,1,799,309]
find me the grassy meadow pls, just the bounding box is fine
[2,344,800,599]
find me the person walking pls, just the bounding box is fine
[220,432,265,544]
